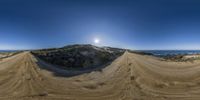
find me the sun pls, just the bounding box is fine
[94,38,100,44]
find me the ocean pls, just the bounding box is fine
[141,50,200,56]
[0,50,18,53]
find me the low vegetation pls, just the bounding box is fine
[31,44,125,69]
[160,54,200,62]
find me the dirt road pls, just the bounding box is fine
[1,52,200,100]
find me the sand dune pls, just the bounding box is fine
[1,51,200,100]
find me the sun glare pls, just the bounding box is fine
[94,38,100,44]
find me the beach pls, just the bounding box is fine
[0,51,200,100]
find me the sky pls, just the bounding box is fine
[0,0,200,50]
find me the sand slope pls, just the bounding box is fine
[1,52,200,100]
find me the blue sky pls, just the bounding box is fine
[0,0,200,50]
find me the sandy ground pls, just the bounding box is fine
[1,52,200,100]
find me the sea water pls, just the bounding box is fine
[141,50,200,56]
[0,50,18,53]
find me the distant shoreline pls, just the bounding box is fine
[140,50,200,56]
[0,50,21,53]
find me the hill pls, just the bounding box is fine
[31,44,125,69]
